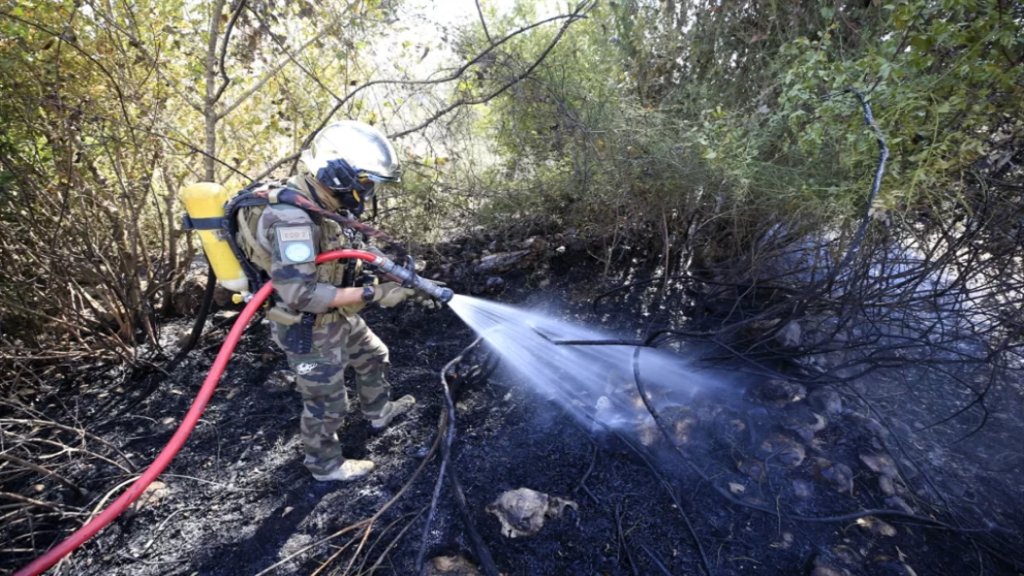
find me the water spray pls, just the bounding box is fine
[16,249,449,576]
[531,326,643,347]
[449,296,726,442]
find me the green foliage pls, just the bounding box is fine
[0,0,1020,365]
[461,0,1023,267]
[0,0,396,356]
[771,0,1023,216]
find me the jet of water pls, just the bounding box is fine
[448,294,724,439]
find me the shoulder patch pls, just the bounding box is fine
[276,225,316,264]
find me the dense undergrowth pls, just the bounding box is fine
[1,2,1022,571]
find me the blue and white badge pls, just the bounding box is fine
[285,243,312,263]
[276,226,316,264]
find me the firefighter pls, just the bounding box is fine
[236,121,436,481]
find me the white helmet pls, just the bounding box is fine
[300,121,400,214]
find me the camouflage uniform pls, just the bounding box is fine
[239,177,392,477]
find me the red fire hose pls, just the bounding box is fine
[17,249,377,576]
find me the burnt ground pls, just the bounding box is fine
[3,244,1024,576]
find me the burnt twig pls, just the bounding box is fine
[615,498,640,576]
[417,337,498,576]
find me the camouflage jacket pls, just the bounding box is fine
[236,176,368,314]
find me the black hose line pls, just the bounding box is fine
[169,266,217,369]
[417,338,499,576]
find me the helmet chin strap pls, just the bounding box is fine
[305,175,344,213]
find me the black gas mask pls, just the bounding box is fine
[315,158,376,217]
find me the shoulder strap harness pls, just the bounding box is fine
[186,181,401,295]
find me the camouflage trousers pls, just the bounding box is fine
[271,312,390,476]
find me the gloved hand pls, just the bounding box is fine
[374,282,415,308]
[339,300,367,315]
[410,280,446,311]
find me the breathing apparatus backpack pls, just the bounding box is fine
[179,181,397,302]
[179,182,252,295]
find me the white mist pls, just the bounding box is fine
[448,294,723,439]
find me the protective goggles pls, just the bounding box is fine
[316,159,392,216]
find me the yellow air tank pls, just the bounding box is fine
[179,182,250,294]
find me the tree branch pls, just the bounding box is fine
[211,0,248,104]
[475,0,493,45]
[390,2,590,139]
[242,3,342,102]
[217,1,358,120]
[283,0,594,178]
[0,10,133,125]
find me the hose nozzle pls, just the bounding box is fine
[371,255,454,303]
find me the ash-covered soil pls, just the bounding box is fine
[3,244,1023,576]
